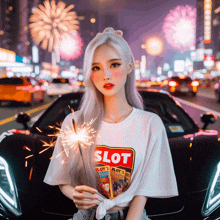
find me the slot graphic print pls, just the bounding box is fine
[95,145,135,199]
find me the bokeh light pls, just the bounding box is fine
[145,36,164,56]
[162,5,196,52]
[58,32,83,60]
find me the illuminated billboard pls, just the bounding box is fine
[0,48,15,62]
[204,0,212,44]
[174,60,185,72]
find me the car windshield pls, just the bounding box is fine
[0,78,23,85]
[139,91,198,137]
[34,92,198,138]
[51,78,69,84]
[33,94,83,135]
[171,77,192,83]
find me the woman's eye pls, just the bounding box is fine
[111,63,121,68]
[92,66,100,71]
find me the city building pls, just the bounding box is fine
[194,0,220,77]
[0,0,19,52]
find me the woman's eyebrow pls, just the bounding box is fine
[92,59,121,65]
[108,59,121,62]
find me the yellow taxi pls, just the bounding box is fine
[0,77,46,106]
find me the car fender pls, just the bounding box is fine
[0,131,35,192]
[188,130,220,192]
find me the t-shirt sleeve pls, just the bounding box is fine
[43,113,75,186]
[135,115,179,198]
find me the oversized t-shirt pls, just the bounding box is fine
[44,107,179,219]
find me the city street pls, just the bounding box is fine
[0,87,219,134]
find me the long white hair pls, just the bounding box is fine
[71,27,144,188]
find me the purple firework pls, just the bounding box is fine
[162,5,196,52]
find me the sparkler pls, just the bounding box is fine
[57,118,96,158]
[38,115,97,170]
[29,0,79,52]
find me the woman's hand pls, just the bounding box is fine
[73,185,100,210]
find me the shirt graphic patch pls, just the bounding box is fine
[95,145,135,199]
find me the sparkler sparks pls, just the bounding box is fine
[39,117,96,161]
[58,118,96,157]
[29,0,79,52]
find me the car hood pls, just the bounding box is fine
[1,128,220,218]
[169,129,220,193]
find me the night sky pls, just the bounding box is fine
[60,0,197,70]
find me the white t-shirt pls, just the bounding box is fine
[44,107,179,219]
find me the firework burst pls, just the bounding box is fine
[58,31,83,60]
[29,0,79,52]
[162,5,196,52]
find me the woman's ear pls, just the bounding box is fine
[128,60,133,75]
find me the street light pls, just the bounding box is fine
[143,36,164,56]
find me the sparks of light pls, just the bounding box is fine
[57,32,83,60]
[145,37,164,56]
[162,5,196,52]
[58,118,96,157]
[25,154,34,159]
[29,0,79,52]
[39,117,96,160]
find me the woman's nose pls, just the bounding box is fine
[104,68,111,80]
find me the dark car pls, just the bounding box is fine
[164,76,199,97]
[0,90,219,220]
[214,79,220,102]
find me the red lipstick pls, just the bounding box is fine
[103,83,115,90]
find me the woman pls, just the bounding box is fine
[44,27,178,220]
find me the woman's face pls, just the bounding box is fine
[91,44,132,97]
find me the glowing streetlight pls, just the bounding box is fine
[143,36,164,56]
[90,18,96,23]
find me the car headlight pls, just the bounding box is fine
[202,162,220,217]
[0,156,21,216]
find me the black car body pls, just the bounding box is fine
[214,80,220,102]
[0,90,220,220]
[164,76,199,97]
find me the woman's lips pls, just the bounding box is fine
[103,83,115,90]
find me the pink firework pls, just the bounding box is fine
[162,5,196,52]
[58,32,83,60]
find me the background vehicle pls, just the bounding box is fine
[214,79,220,102]
[46,77,75,98]
[164,76,199,97]
[0,77,45,106]
[135,79,149,88]
[0,90,219,219]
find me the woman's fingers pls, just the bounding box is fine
[73,195,100,210]
[72,185,100,210]
[73,191,98,200]
[75,185,98,194]
[75,202,98,210]
[73,198,99,206]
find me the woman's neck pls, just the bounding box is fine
[103,92,133,123]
